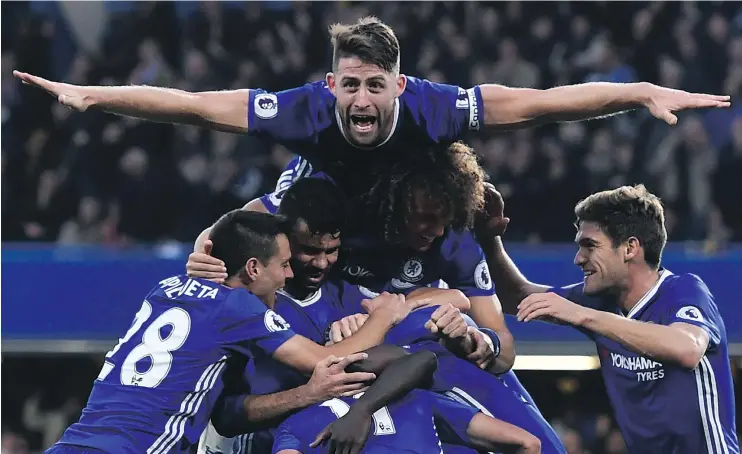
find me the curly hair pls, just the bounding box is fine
[361,141,486,243]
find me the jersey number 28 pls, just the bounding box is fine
[97,301,191,388]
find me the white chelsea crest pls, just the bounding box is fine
[254,93,278,119]
[676,306,704,323]
[264,310,290,332]
[475,260,493,290]
[401,258,424,282]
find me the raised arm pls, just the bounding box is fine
[474,183,549,315]
[477,82,730,131]
[14,71,250,133]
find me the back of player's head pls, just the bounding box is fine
[574,184,667,268]
[277,178,348,237]
[209,210,295,278]
[329,16,400,74]
[363,141,486,242]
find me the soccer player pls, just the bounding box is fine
[194,178,555,454]
[477,184,739,454]
[273,389,542,454]
[45,211,410,454]
[15,16,729,190]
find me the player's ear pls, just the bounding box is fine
[395,74,407,98]
[625,237,640,262]
[244,257,261,282]
[326,72,336,95]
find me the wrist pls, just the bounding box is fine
[478,328,500,358]
[575,306,597,328]
[631,82,654,107]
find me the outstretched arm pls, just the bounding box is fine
[478,82,730,131]
[13,71,251,133]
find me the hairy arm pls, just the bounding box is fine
[212,346,406,437]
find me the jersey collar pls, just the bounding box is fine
[277,288,323,307]
[335,98,400,150]
[624,268,673,319]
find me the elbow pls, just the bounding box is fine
[451,290,471,312]
[415,350,439,378]
[676,347,705,370]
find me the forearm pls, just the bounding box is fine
[88,86,250,133]
[477,236,548,314]
[467,413,541,452]
[351,351,438,416]
[481,82,649,130]
[407,288,471,311]
[320,315,394,359]
[579,309,699,365]
[211,386,318,436]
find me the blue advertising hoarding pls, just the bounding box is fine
[2,243,741,355]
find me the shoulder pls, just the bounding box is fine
[660,271,718,313]
[438,230,482,261]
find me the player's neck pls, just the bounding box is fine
[618,266,662,314]
[283,280,314,301]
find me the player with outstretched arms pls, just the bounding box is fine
[45,211,411,454]
[15,16,729,195]
[193,178,551,454]
[475,183,739,454]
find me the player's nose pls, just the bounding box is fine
[354,88,372,108]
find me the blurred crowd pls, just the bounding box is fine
[3,1,742,246]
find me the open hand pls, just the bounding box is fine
[14,70,95,112]
[643,83,731,125]
[186,240,228,283]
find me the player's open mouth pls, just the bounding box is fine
[350,114,376,133]
[583,270,595,279]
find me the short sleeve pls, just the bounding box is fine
[429,393,479,446]
[405,78,483,141]
[248,82,334,143]
[217,289,297,356]
[272,419,305,453]
[665,274,722,349]
[441,231,495,298]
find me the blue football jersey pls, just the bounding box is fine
[272,389,445,454]
[554,270,739,454]
[336,229,494,300]
[247,78,483,179]
[279,282,566,454]
[55,275,296,454]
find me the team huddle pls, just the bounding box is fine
[17,15,738,454]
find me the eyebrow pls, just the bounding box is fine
[577,237,598,247]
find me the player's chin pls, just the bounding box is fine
[348,128,380,147]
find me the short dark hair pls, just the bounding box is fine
[277,177,348,236]
[329,16,400,74]
[362,141,486,242]
[209,210,294,278]
[574,184,667,268]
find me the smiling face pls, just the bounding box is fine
[402,188,453,252]
[327,56,406,148]
[573,221,629,296]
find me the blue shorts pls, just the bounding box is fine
[45,445,109,454]
[435,355,566,454]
